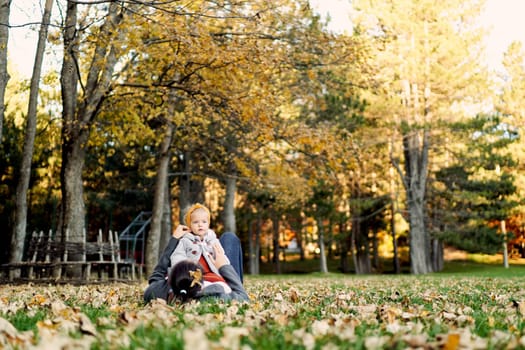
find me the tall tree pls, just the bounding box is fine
[433,114,519,254]
[9,0,53,271]
[499,42,525,206]
[0,0,10,142]
[354,0,488,274]
[59,1,124,263]
[146,94,176,274]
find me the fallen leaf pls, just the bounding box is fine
[79,313,97,336]
[444,333,460,350]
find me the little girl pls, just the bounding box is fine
[169,203,231,292]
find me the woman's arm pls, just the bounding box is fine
[148,237,179,284]
[147,225,188,284]
[218,264,249,301]
[208,243,249,301]
[210,237,230,264]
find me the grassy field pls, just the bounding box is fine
[1,261,525,349]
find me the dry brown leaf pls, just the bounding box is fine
[219,326,249,350]
[518,300,525,316]
[311,319,331,336]
[291,328,315,350]
[78,313,97,336]
[288,287,300,303]
[274,313,288,326]
[50,300,69,317]
[364,335,388,350]
[118,310,139,325]
[28,334,95,350]
[402,333,427,347]
[0,317,18,338]
[183,327,209,350]
[444,333,460,350]
[442,311,456,320]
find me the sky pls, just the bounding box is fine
[6,0,525,78]
[480,0,525,69]
[310,0,525,70]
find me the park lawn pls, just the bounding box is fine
[1,262,525,349]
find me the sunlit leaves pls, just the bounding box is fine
[1,275,525,348]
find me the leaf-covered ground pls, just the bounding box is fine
[1,274,525,349]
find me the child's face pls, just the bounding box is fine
[190,208,210,238]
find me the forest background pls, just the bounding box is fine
[1,0,525,278]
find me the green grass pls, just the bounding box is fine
[260,254,525,277]
[2,260,525,349]
[1,309,47,332]
[439,260,525,277]
[126,325,184,350]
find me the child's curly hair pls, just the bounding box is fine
[169,260,204,303]
[184,203,211,227]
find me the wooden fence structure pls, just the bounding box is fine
[0,229,142,284]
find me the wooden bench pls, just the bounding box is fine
[87,229,142,281]
[0,230,141,283]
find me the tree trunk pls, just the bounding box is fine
[178,151,204,219]
[317,217,328,273]
[272,214,281,274]
[501,220,509,268]
[290,214,304,261]
[406,180,432,274]
[222,175,236,233]
[59,0,80,250]
[372,229,379,270]
[146,109,175,276]
[253,212,262,274]
[339,221,351,273]
[432,238,443,272]
[391,198,400,274]
[350,187,372,274]
[177,152,191,217]
[60,1,123,270]
[353,223,371,274]
[248,218,255,274]
[0,0,10,142]
[9,0,52,273]
[327,220,333,258]
[178,151,191,219]
[248,213,261,275]
[403,130,432,274]
[355,251,371,274]
[159,178,172,258]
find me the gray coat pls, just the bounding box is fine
[169,230,229,276]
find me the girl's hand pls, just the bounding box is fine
[173,224,190,239]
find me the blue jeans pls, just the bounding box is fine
[220,232,244,283]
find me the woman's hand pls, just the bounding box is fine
[172,224,190,239]
[208,243,228,269]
